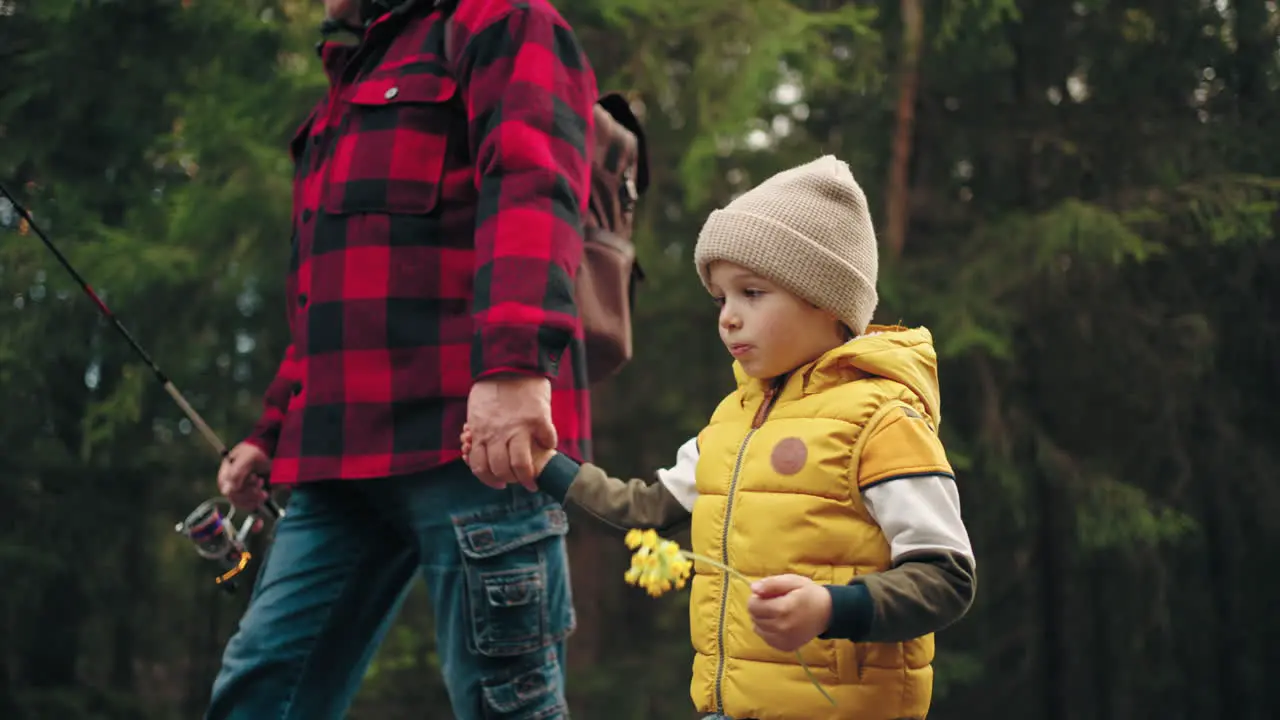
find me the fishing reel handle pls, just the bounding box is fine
[261,496,285,520]
[175,493,285,594]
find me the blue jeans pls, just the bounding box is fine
[205,460,575,719]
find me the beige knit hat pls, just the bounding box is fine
[694,155,879,334]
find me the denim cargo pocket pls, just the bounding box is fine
[480,648,568,719]
[322,68,456,216]
[454,500,575,658]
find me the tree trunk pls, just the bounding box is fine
[183,575,223,717]
[566,528,608,668]
[0,632,15,719]
[21,567,86,689]
[1034,467,1068,720]
[563,381,624,714]
[1200,410,1247,719]
[883,0,923,260]
[1232,0,1270,112]
[110,458,156,696]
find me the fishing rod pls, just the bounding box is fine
[1,181,284,594]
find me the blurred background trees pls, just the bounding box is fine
[1,1,1277,718]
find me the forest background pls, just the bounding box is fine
[2,1,1278,718]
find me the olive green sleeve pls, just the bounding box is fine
[819,466,978,643]
[854,549,977,643]
[537,449,695,535]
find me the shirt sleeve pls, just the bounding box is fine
[653,436,700,511]
[536,437,699,534]
[243,343,300,458]
[864,474,973,564]
[820,405,977,643]
[450,6,599,381]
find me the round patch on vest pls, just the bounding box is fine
[770,437,808,475]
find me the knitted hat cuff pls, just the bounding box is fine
[695,208,879,333]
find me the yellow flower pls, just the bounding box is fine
[624,527,659,551]
[620,529,837,707]
[623,532,693,597]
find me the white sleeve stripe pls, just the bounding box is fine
[863,474,974,564]
[656,436,700,512]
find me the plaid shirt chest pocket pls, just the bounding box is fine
[323,69,459,216]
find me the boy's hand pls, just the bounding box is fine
[747,574,832,652]
[461,424,556,490]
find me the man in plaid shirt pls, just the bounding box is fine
[206,0,595,717]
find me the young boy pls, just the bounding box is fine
[463,155,976,720]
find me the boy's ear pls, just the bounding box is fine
[820,309,853,340]
[803,302,853,339]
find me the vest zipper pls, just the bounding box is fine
[852,568,866,681]
[713,379,782,713]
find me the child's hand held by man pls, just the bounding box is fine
[748,574,833,652]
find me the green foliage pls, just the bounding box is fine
[3,0,1280,718]
[932,649,985,699]
[1073,475,1198,553]
[585,0,882,207]
[934,0,1021,50]
[80,363,146,461]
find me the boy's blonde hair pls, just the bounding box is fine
[693,155,879,335]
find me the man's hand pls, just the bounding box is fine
[217,441,272,512]
[466,375,556,492]
[461,424,557,487]
[747,574,833,652]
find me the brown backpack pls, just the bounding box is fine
[442,9,649,384]
[577,95,649,382]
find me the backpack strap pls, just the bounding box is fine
[430,0,648,384]
[596,94,649,197]
[438,0,460,69]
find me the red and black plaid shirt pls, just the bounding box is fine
[243,0,597,485]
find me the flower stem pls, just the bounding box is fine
[799,660,838,707]
[679,550,751,582]
[679,551,838,707]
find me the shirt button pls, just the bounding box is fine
[384,87,399,100]
[298,293,308,306]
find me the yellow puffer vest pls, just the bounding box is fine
[689,326,943,720]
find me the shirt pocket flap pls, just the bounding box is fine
[349,71,458,107]
[323,69,457,216]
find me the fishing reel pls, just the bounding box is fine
[174,498,281,594]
